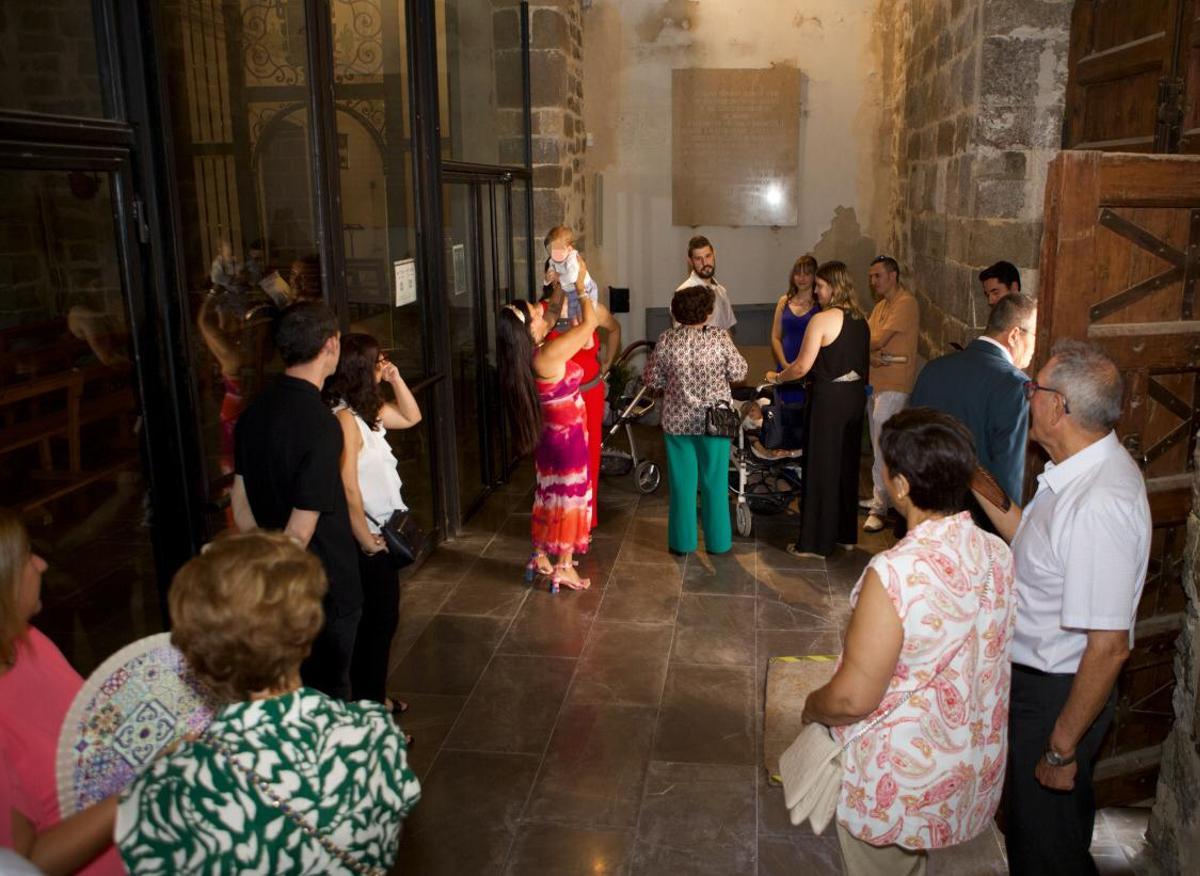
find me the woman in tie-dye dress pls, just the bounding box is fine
[497,278,598,591]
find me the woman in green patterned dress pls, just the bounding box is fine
[115,532,420,875]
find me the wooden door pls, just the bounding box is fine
[1065,0,1197,153]
[1036,150,1200,805]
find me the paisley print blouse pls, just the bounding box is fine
[832,512,1016,849]
[643,325,748,435]
[115,689,420,874]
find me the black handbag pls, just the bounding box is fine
[705,399,741,439]
[761,401,807,450]
[369,509,424,569]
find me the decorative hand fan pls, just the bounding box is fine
[56,632,219,815]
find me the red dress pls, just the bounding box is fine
[545,314,603,530]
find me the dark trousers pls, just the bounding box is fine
[1004,665,1117,875]
[797,381,864,555]
[301,604,361,700]
[350,549,401,703]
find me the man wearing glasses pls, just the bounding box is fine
[973,339,1149,875]
[909,291,1037,528]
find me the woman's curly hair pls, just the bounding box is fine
[671,285,715,326]
[323,332,383,430]
[169,531,327,702]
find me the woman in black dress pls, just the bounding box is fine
[766,260,870,557]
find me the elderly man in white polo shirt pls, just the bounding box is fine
[974,338,1150,875]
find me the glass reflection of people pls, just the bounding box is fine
[197,293,246,507]
[288,255,323,302]
[209,239,238,290]
[322,334,421,712]
[244,239,266,286]
[65,281,129,368]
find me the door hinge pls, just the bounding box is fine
[132,196,150,244]
[1154,76,1186,153]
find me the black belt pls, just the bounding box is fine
[1012,663,1074,679]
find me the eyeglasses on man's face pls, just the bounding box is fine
[1024,380,1070,414]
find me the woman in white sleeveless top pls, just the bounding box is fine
[323,333,422,711]
[802,409,1016,876]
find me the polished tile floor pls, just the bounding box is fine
[388,445,1154,874]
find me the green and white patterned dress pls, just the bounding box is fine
[115,688,420,874]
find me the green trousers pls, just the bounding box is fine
[664,433,732,554]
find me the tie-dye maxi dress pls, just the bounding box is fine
[531,358,592,556]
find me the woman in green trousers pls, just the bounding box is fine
[643,286,748,554]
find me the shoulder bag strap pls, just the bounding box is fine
[840,540,994,751]
[201,733,386,876]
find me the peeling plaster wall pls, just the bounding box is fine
[581,0,887,340]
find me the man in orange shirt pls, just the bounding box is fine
[862,256,920,532]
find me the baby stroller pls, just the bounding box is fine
[599,340,662,494]
[728,380,808,537]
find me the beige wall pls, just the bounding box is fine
[581,0,889,343]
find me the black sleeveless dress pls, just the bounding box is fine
[797,311,871,555]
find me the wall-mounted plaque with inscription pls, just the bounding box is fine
[672,67,801,227]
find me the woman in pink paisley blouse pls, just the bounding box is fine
[802,409,1016,876]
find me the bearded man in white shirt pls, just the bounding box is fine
[975,338,1150,875]
[676,235,736,332]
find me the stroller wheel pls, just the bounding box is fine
[634,460,662,494]
[735,501,753,538]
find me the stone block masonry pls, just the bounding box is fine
[878,0,1072,358]
[495,1,587,275]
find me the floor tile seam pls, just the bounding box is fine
[504,571,610,865]
[631,542,690,848]
[416,576,533,783]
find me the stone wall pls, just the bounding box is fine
[1147,444,1200,874]
[495,0,584,287]
[882,0,1071,357]
[0,0,105,118]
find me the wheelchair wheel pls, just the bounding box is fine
[634,460,661,494]
[735,501,753,537]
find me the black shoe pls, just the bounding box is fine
[668,547,690,557]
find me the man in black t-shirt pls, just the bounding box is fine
[230,301,362,699]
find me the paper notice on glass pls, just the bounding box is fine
[393,258,417,307]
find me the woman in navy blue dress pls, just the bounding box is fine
[770,255,820,406]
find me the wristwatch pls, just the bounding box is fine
[1043,746,1076,767]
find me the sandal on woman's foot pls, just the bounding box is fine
[551,564,590,591]
[524,551,554,582]
[385,698,409,716]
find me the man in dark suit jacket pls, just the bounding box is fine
[910,293,1038,514]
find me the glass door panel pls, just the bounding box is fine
[443,181,486,515]
[0,167,161,672]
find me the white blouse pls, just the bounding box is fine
[338,405,407,531]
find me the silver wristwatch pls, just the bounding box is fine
[1043,746,1076,767]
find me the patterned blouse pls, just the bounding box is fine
[643,325,748,435]
[831,512,1016,850]
[115,688,420,874]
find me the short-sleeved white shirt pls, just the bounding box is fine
[676,271,737,331]
[1010,430,1151,673]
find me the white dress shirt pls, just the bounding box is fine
[975,334,1013,364]
[676,271,737,331]
[1010,431,1151,673]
